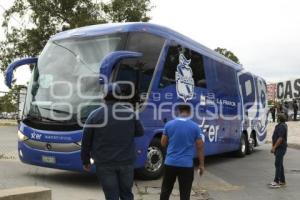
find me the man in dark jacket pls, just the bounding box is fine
[269,113,288,188]
[293,100,298,121]
[81,83,144,200]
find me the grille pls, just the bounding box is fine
[24,139,81,152]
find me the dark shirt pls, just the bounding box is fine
[270,107,276,115]
[272,122,288,150]
[81,102,144,166]
[293,103,298,111]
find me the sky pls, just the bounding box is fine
[1,0,300,92]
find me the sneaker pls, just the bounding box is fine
[269,182,281,188]
[279,182,286,186]
[268,181,277,185]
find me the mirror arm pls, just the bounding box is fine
[5,57,38,88]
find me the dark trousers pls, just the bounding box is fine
[96,164,134,200]
[272,113,276,122]
[274,149,286,183]
[160,165,194,200]
[294,110,298,121]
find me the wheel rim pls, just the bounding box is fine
[145,146,163,172]
[249,135,255,151]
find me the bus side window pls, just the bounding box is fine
[115,32,165,103]
[159,45,206,88]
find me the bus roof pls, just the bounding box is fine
[51,22,243,70]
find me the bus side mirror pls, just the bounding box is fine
[99,51,142,84]
[5,57,38,88]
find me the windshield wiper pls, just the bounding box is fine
[24,114,67,123]
[38,107,72,115]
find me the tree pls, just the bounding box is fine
[0,0,153,72]
[214,47,240,64]
[0,85,23,113]
[102,0,152,22]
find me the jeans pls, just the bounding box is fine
[274,148,286,183]
[96,164,134,200]
[160,165,194,200]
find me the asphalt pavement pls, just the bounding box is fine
[1,125,300,200]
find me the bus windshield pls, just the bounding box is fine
[24,33,127,124]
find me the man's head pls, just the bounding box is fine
[177,104,191,117]
[104,83,121,102]
[277,113,287,123]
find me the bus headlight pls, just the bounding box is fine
[90,158,94,164]
[75,141,82,146]
[18,131,28,141]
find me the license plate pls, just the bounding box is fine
[42,156,56,164]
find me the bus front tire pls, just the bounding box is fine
[135,138,165,180]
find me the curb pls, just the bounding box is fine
[0,120,17,126]
[0,186,51,200]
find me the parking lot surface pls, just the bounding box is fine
[1,125,300,200]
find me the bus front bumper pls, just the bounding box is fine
[18,141,86,172]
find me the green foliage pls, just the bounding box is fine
[0,0,153,72]
[0,85,23,112]
[102,0,152,22]
[214,47,240,64]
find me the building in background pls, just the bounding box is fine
[276,78,300,101]
[267,78,300,103]
[267,83,277,103]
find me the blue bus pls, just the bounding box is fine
[5,23,268,179]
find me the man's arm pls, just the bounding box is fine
[271,137,283,153]
[161,134,168,148]
[271,125,286,153]
[81,119,94,171]
[274,138,283,149]
[196,139,205,176]
[134,117,144,137]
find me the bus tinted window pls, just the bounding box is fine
[159,45,206,88]
[115,32,165,99]
[216,63,239,97]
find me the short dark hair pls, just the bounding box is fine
[177,104,191,113]
[277,113,287,123]
[104,83,121,101]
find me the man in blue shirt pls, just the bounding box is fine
[160,104,205,200]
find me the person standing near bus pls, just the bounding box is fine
[283,101,289,121]
[269,113,288,188]
[270,105,276,123]
[293,99,298,121]
[160,104,205,200]
[81,83,144,200]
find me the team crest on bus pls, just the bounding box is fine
[176,54,195,102]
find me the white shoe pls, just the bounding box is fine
[268,181,277,185]
[269,182,281,188]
